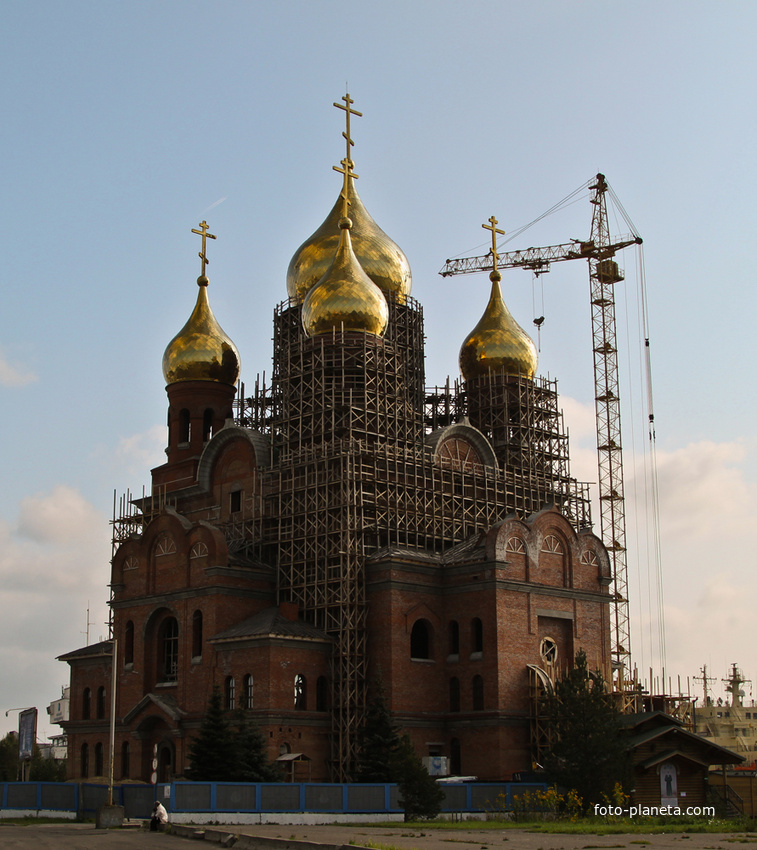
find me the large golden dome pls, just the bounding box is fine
[287,179,411,304]
[162,276,240,386]
[459,271,538,380]
[302,216,389,338]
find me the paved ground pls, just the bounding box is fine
[2,822,757,850]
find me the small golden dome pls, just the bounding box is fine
[302,217,389,337]
[459,271,538,380]
[287,179,411,304]
[162,276,240,385]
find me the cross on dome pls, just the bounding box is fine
[191,220,216,277]
[482,215,505,271]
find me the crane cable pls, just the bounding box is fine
[637,242,667,675]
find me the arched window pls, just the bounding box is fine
[202,408,214,442]
[179,408,191,444]
[449,677,460,712]
[294,674,307,710]
[158,617,179,682]
[448,620,460,656]
[121,741,130,779]
[243,674,254,709]
[225,676,236,710]
[124,620,134,666]
[316,676,328,711]
[471,617,483,654]
[82,688,91,720]
[192,610,203,659]
[410,619,432,659]
[94,742,103,776]
[96,686,106,719]
[450,738,461,776]
[472,675,484,710]
[80,743,89,778]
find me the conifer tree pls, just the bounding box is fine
[187,686,235,781]
[233,710,281,782]
[394,735,444,821]
[355,683,400,782]
[542,649,629,809]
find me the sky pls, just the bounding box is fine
[1,0,755,742]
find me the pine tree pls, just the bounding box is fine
[542,649,629,809]
[355,682,400,782]
[232,711,281,782]
[0,733,19,781]
[187,686,236,781]
[394,735,444,821]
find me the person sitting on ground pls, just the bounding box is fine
[150,800,168,831]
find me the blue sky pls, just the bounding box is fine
[1,1,755,740]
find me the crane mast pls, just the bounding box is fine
[440,174,642,689]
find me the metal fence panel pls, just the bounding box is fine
[122,784,156,818]
[440,784,468,811]
[175,783,212,811]
[217,784,257,811]
[347,784,388,812]
[6,784,37,808]
[305,784,342,811]
[260,783,300,811]
[40,783,76,811]
[470,783,508,811]
[80,783,109,813]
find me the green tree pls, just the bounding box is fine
[29,745,66,781]
[232,711,281,782]
[394,735,444,821]
[187,686,236,781]
[0,733,19,781]
[542,649,629,809]
[355,683,401,782]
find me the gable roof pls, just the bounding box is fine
[57,640,112,662]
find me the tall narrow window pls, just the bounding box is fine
[410,619,431,659]
[225,676,236,710]
[449,677,460,712]
[316,676,328,711]
[294,674,307,710]
[243,674,254,709]
[121,741,130,779]
[448,620,460,656]
[230,490,242,513]
[82,688,91,720]
[202,408,214,442]
[94,742,103,776]
[471,617,483,654]
[96,686,106,719]
[472,675,484,710]
[192,610,203,659]
[159,617,179,682]
[179,409,191,444]
[80,743,89,778]
[124,620,134,666]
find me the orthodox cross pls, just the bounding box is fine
[333,92,362,175]
[332,157,356,219]
[191,220,216,276]
[482,215,505,270]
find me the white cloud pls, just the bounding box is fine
[0,350,37,387]
[0,486,111,740]
[114,425,167,476]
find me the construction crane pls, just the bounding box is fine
[440,174,643,690]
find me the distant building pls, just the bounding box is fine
[47,686,70,726]
[59,97,612,783]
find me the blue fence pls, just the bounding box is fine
[1,780,545,818]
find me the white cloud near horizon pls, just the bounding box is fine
[0,486,111,740]
[561,395,757,695]
[0,349,37,387]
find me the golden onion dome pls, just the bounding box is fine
[287,179,411,304]
[459,271,538,380]
[162,276,240,386]
[302,216,389,338]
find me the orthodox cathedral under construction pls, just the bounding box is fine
[60,96,613,784]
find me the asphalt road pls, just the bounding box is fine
[0,823,182,849]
